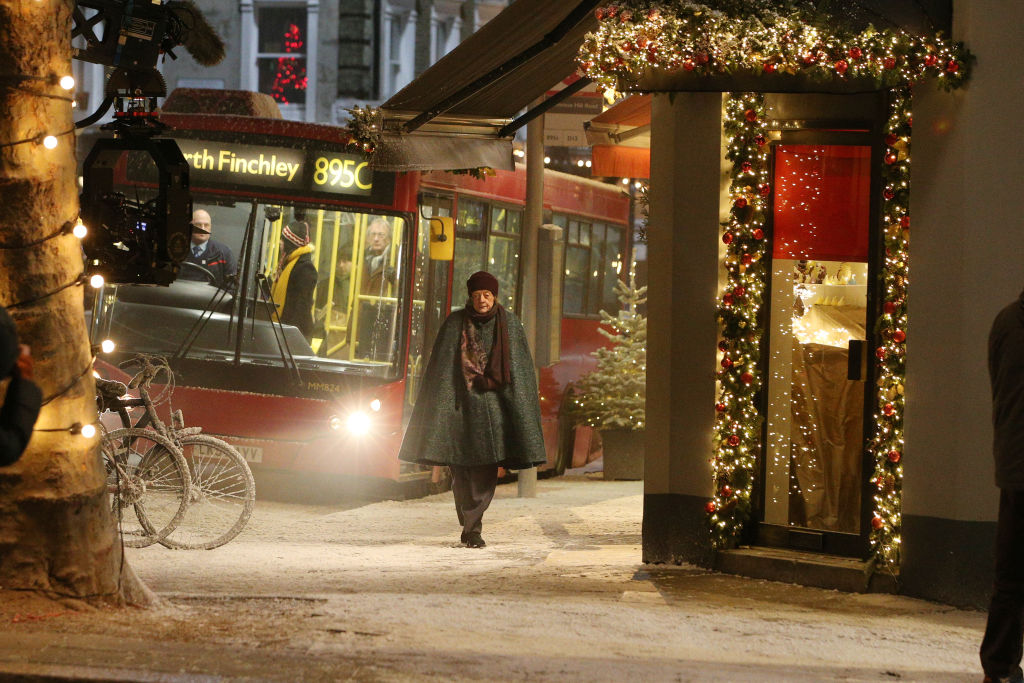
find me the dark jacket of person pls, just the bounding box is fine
[989,288,1024,489]
[0,307,42,466]
[279,252,318,339]
[180,239,237,288]
[398,307,546,469]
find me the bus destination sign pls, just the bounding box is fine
[174,140,380,200]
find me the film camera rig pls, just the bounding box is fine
[73,0,223,286]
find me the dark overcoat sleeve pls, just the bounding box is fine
[0,373,42,466]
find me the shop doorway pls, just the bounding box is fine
[757,132,878,556]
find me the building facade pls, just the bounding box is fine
[640,0,1023,609]
[71,0,510,125]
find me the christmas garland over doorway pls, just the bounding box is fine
[577,1,973,569]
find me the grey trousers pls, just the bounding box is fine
[450,464,499,539]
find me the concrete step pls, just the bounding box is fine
[715,546,899,594]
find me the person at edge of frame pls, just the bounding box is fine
[981,286,1024,683]
[0,305,42,466]
[398,271,546,549]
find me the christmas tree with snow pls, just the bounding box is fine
[572,276,647,431]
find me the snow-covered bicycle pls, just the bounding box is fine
[97,355,255,550]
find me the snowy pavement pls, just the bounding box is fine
[0,475,987,682]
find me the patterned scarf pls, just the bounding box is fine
[460,302,511,392]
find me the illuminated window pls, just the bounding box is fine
[256,6,308,106]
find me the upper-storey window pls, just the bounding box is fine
[256,6,308,106]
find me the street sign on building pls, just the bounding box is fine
[544,76,602,147]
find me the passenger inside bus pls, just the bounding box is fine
[270,219,318,340]
[313,240,352,355]
[356,217,398,361]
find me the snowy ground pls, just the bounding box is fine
[0,475,987,682]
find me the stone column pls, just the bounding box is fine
[643,92,728,566]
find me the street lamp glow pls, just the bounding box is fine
[100,339,116,354]
[72,219,87,239]
[89,274,105,288]
[79,423,97,439]
[59,75,75,90]
[42,135,58,149]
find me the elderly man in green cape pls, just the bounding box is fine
[399,271,546,548]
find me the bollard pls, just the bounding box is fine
[517,466,537,497]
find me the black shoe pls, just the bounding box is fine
[464,532,486,548]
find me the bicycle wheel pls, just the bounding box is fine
[102,428,191,548]
[160,434,255,550]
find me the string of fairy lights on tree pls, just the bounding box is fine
[577,1,973,567]
[571,276,648,431]
[708,92,769,548]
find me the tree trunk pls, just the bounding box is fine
[0,0,152,607]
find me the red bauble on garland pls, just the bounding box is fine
[740,372,754,385]
[892,330,906,343]
[885,133,900,147]
[758,183,771,196]
[733,286,746,298]
[883,403,895,416]
[876,346,887,360]
[744,109,758,122]
[924,53,938,67]
[871,516,885,530]
[848,46,863,60]
[835,60,848,74]
[727,435,741,447]
[885,152,899,165]
[883,187,895,200]
[734,197,748,209]
[715,402,727,412]
[721,357,733,369]
[883,57,897,70]
[741,253,753,266]
[722,232,734,245]
[755,134,767,146]
[946,60,960,73]
[900,215,910,229]
[721,485,733,497]
[753,228,764,240]
[888,449,902,463]
[883,301,898,315]
[764,62,776,73]
[683,59,695,71]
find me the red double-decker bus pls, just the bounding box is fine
[89,92,630,496]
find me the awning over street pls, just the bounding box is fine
[373,0,601,172]
[585,94,651,179]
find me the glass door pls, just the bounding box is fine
[760,139,875,555]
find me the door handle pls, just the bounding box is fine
[847,339,867,381]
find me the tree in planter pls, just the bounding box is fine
[571,277,647,431]
[0,0,150,608]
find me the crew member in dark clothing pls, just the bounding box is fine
[981,287,1024,683]
[271,220,318,340]
[180,208,237,288]
[1,305,42,466]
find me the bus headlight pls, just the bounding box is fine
[369,398,381,412]
[346,411,371,436]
